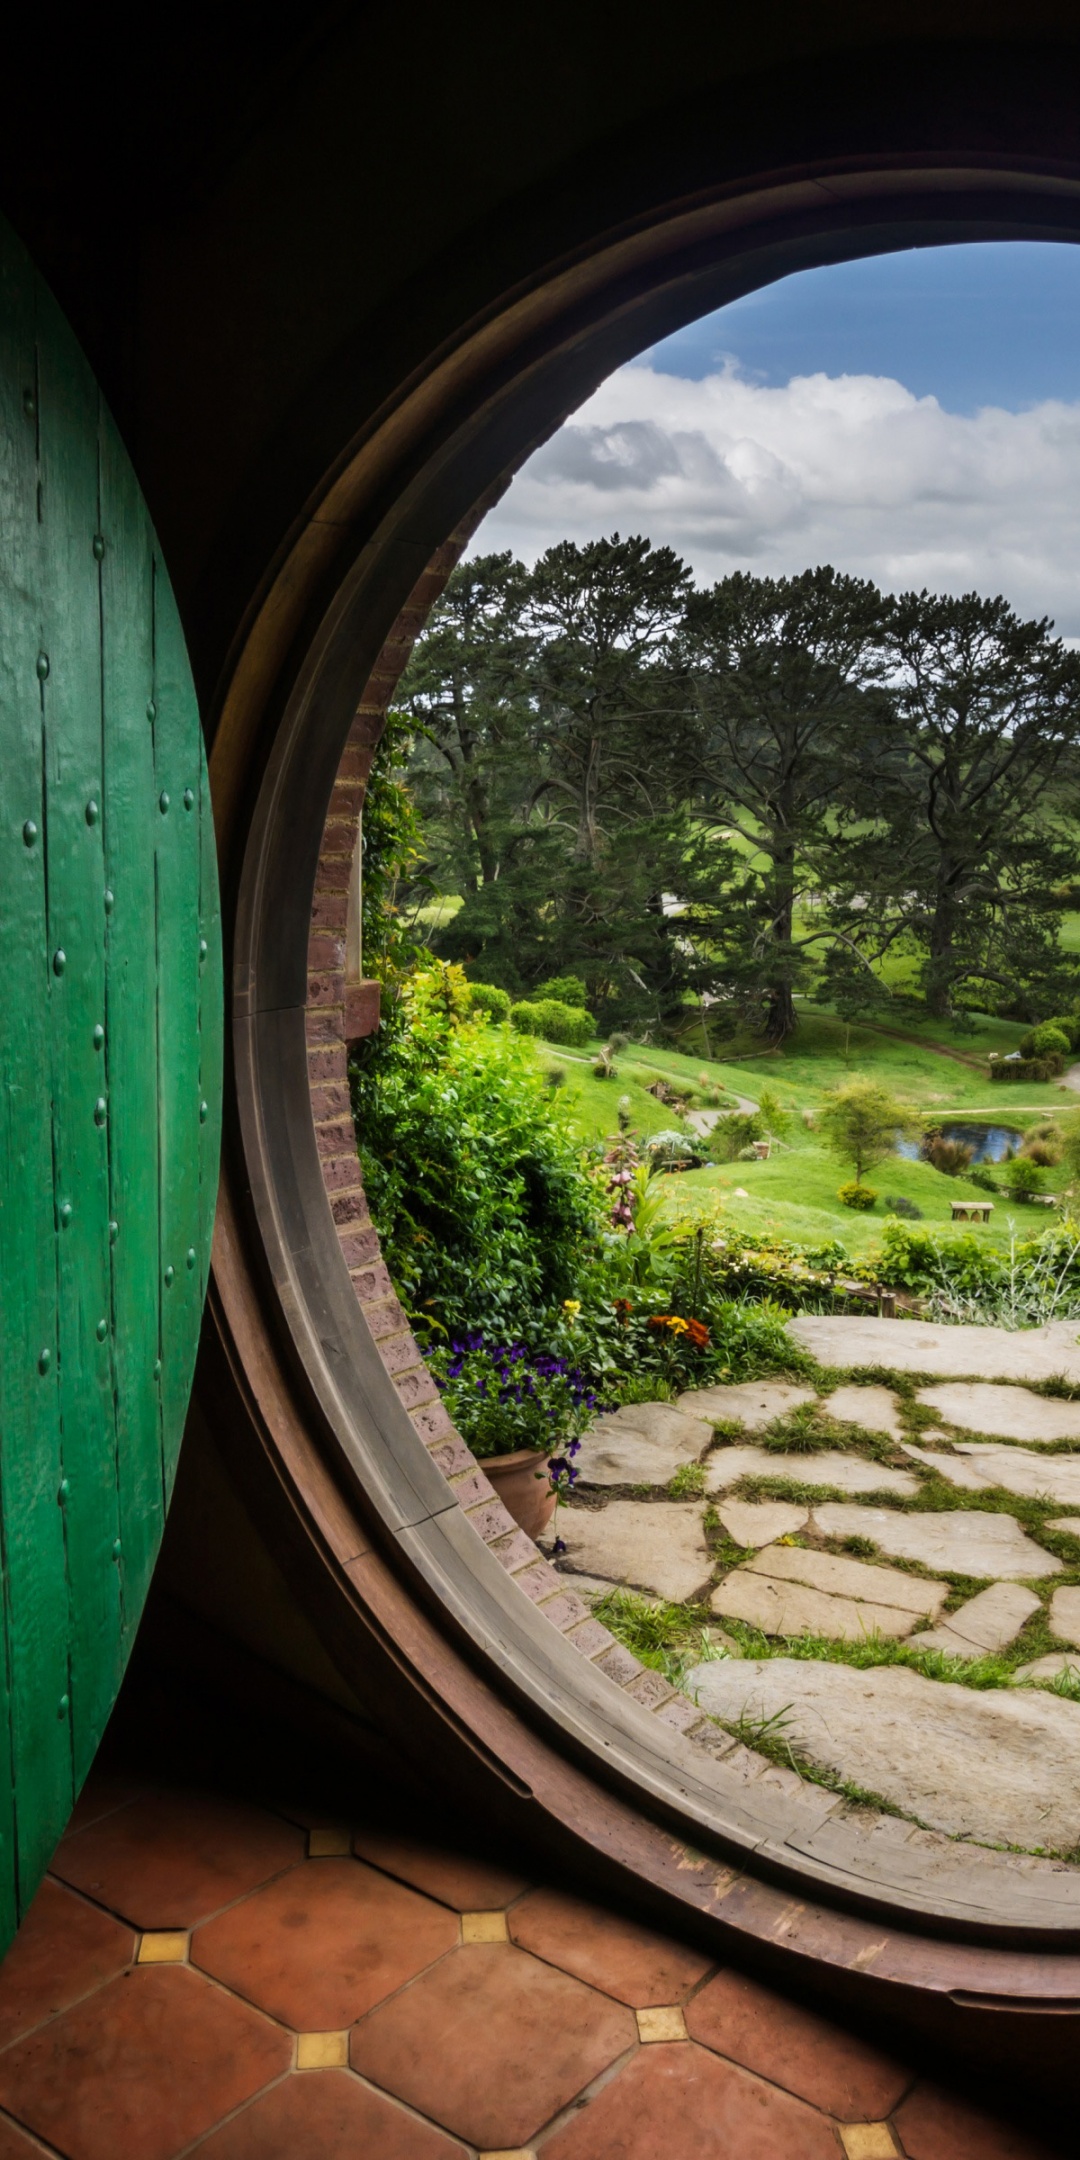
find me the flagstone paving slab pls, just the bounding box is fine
[1049,1585,1080,1647]
[909,1583,1041,1656]
[900,1443,993,1492]
[704,1447,918,1497]
[711,1544,946,1642]
[787,1313,1080,1382]
[710,1572,929,1642]
[1044,1517,1080,1537]
[821,1385,904,1440]
[576,1403,713,1487]
[716,1499,809,1547]
[676,1381,815,1430]
[555,1500,712,1603]
[1014,1653,1080,1685]
[951,1446,1080,1506]
[917,1382,1080,1444]
[684,1656,1080,1849]
[744,1544,947,1615]
[813,1503,1061,1579]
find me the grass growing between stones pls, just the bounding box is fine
[590,1588,729,1689]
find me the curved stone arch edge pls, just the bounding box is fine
[216,155,1080,1964]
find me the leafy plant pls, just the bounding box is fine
[430,1332,609,1461]
[817,1077,917,1184]
[350,1002,601,1338]
[510,996,594,1046]
[837,1181,877,1210]
[468,981,511,1021]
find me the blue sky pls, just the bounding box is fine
[645,242,1080,411]
[477,242,1080,634]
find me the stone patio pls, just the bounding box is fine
[704,1447,918,1497]
[712,1545,947,1643]
[685,1657,1080,1852]
[811,1502,1061,1579]
[917,1382,1080,1444]
[786,1313,1080,1382]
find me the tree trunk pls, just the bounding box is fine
[764,844,798,1042]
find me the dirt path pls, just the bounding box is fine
[853,1018,986,1069]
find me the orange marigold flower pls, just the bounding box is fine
[685,1318,710,1349]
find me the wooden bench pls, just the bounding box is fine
[951,1199,993,1223]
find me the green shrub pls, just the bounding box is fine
[535,974,588,1008]
[511,996,594,1046]
[708,1111,764,1161]
[350,1006,601,1337]
[837,1181,877,1210]
[1019,1021,1071,1059]
[468,981,511,1022]
[1003,1154,1041,1196]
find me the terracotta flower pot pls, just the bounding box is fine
[482,1448,557,1539]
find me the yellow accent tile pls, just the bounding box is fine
[636,2005,687,2042]
[307,1827,352,1857]
[462,1910,509,1943]
[297,2031,350,2070]
[136,1931,189,1964]
[839,2128,900,2160]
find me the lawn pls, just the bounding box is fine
[518,1004,1079,1258]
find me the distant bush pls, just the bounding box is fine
[645,1128,700,1169]
[535,974,589,1008]
[1019,1021,1071,1059]
[926,1136,974,1177]
[1023,1138,1060,1168]
[968,1165,998,1193]
[709,1110,765,1161]
[1003,1154,1041,1197]
[990,1053,1064,1082]
[468,982,511,1022]
[883,1194,923,1219]
[510,997,594,1046]
[837,1181,878,1210]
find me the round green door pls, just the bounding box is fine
[0,216,222,1945]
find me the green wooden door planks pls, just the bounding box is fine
[0,217,222,1946]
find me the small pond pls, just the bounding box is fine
[894,1120,1020,1165]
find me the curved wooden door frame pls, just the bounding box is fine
[208,156,1080,2050]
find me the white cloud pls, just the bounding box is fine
[473,361,1080,635]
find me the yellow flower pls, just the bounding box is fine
[563,1298,581,1316]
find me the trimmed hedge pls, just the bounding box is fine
[989,1053,1064,1082]
[535,974,589,1008]
[468,982,512,1022]
[510,997,595,1046]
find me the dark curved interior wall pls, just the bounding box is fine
[12,4,1080,2096]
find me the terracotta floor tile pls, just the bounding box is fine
[195,2069,468,2157]
[0,2118,53,2157]
[64,1774,145,1837]
[542,2039,842,2160]
[0,1878,134,2048]
[352,1829,529,1910]
[52,1790,305,1927]
[0,1966,290,2160]
[351,1941,633,2148]
[894,2081,1066,2160]
[193,1858,458,2028]
[685,1966,908,2118]
[509,1887,712,2007]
